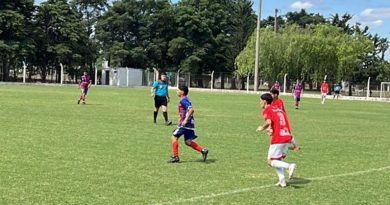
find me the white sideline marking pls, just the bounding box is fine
[150,166,390,205]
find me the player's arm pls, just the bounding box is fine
[256,119,271,132]
[166,86,170,102]
[181,107,194,126]
[150,87,155,97]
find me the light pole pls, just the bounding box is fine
[254,0,262,92]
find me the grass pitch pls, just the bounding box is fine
[0,85,389,204]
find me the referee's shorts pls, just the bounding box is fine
[154,95,168,108]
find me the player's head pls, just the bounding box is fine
[270,89,279,98]
[260,93,273,108]
[160,72,167,82]
[83,71,88,75]
[177,85,189,97]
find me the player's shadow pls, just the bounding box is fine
[288,177,311,189]
[183,158,217,164]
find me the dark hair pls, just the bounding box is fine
[270,88,279,96]
[178,85,189,95]
[260,93,273,104]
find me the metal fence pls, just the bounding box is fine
[2,68,390,99]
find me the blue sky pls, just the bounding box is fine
[35,0,390,59]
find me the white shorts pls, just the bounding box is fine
[321,92,327,97]
[267,143,289,160]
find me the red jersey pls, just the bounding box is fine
[271,97,286,113]
[262,106,292,144]
[321,82,329,93]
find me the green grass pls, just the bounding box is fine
[0,84,389,204]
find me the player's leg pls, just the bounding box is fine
[184,131,208,161]
[267,144,293,187]
[82,88,88,104]
[154,97,160,124]
[169,128,183,163]
[161,102,172,126]
[295,97,300,109]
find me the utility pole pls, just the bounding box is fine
[254,0,262,92]
[274,9,279,32]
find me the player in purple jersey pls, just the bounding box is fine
[78,71,92,104]
[169,85,208,163]
[292,79,303,109]
[271,81,281,92]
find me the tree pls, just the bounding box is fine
[0,0,35,81]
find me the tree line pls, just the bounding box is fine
[1,0,389,86]
[237,10,390,88]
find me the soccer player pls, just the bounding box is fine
[271,81,281,92]
[270,89,299,152]
[320,80,329,104]
[77,71,92,104]
[169,85,208,163]
[151,72,172,125]
[292,79,303,109]
[270,88,286,113]
[256,93,298,187]
[333,82,341,99]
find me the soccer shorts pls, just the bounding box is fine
[81,88,88,95]
[172,127,197,141]
[154,96,168,108]
[321,92,327,97]
[294,96,300,102]
[335,90,340,94]
[267,143,289,160]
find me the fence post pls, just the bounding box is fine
[366,77,371,98]
[283,73,287,94]
[95,64,98,86]
[246,73,250,93]
[176,69,181,88]
[22,61,27,83]
[60,63,64,85]
[211,70,214,90]
[188,73,191,88]
[126,67,129,87]
[153,68,158,81]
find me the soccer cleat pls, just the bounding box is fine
[275,179,287,188]
[201,148,208,162]
[288,163,296,179]
[77,100,80,104]
[169,156,180,163]
[82,101,86,104]
[165,121,172,126]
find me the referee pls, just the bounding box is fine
[151,72,172,125]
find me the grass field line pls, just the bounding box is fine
[151,165,390,205]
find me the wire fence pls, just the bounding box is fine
[2,68,390,99]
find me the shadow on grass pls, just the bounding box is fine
[77,103,104,106]
[180,158,217,164]
[288,177,311,189]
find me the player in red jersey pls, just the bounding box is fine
[169,85,208,163]
[270,88,286,113]
[320,80,329,104]
[257,93,298,187]
[270,89,299,152]
[78,71,92,104]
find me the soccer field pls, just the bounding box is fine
[0,85,389,204]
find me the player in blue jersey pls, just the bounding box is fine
[169,85,208,163]
[151,72,172,125]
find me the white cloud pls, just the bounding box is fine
[291,1,314,10]
[362,20,384,28]
[361,8,390,18]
